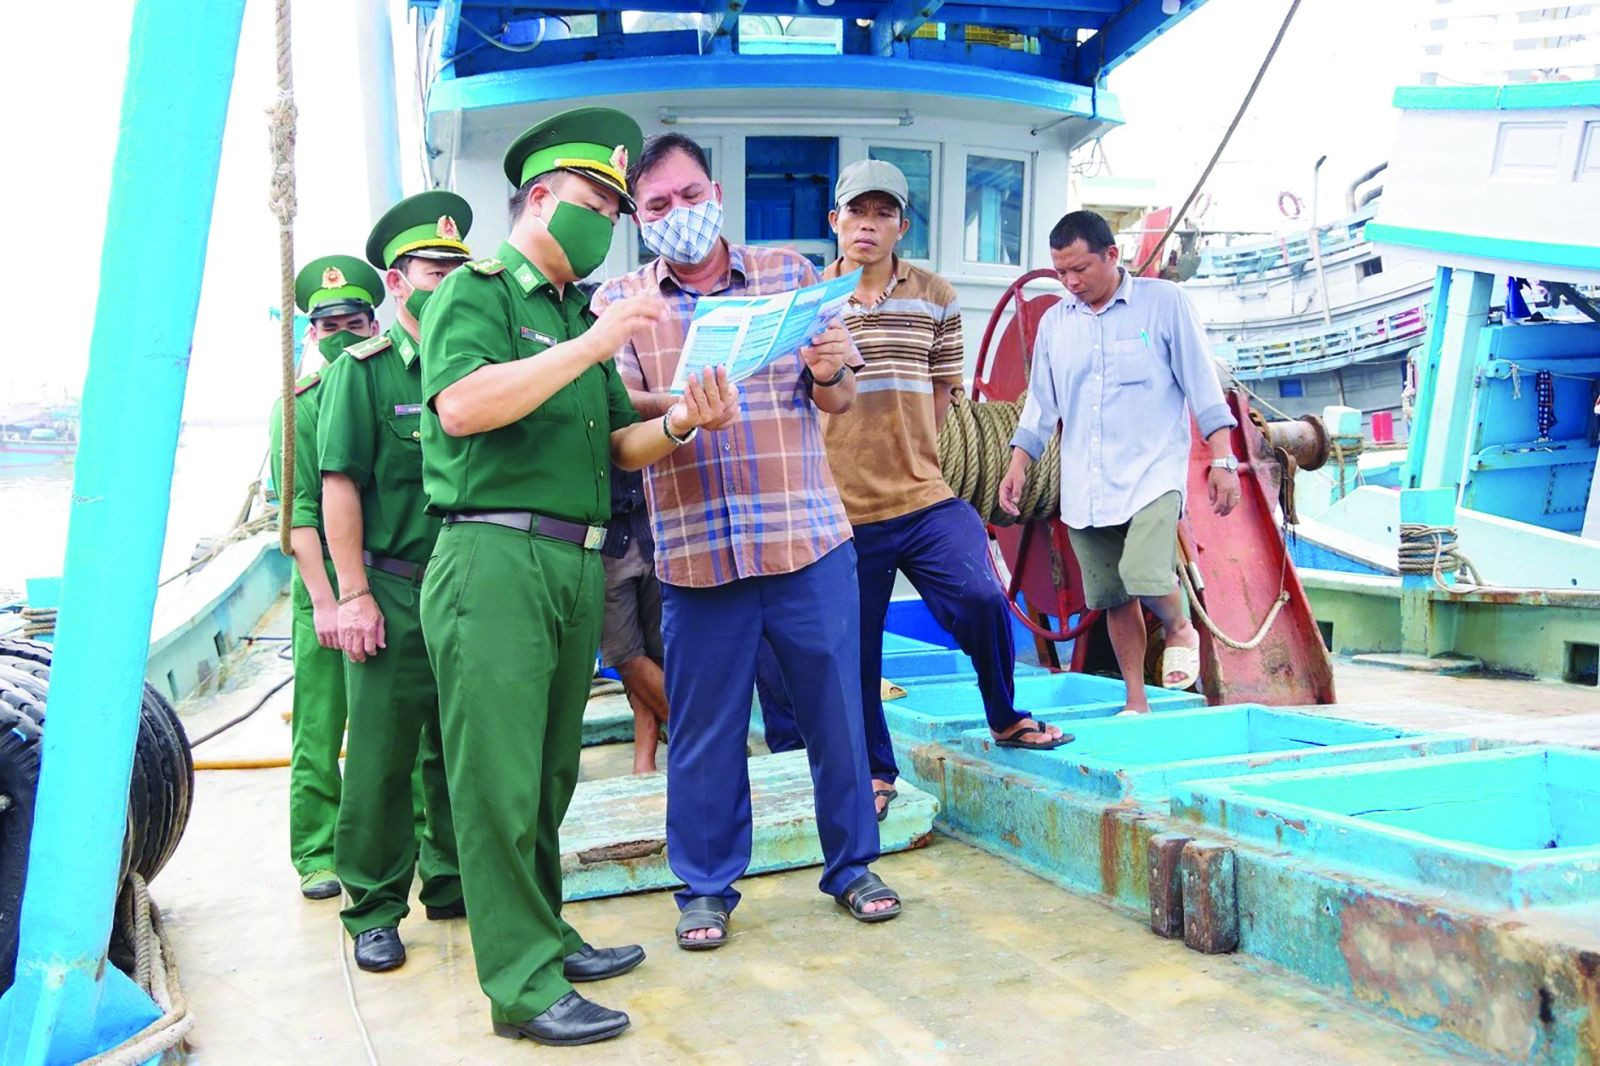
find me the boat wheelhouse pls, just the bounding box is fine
[409,0,1210,369]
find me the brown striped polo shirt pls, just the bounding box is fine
[822,257,965,525]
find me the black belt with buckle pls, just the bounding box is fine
[443,511,608,552]
[362,550,427,583]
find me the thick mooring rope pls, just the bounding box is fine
[268,0,298,557]
[83,875,192,1066]
[1398,523,1485,593]
[1328,432,1364,500]
[1177,557,1291,652]
[936,396,1060,525]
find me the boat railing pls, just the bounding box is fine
[1417,1,1600,86]
[1194,213,1373,280]
[1219,299,1429,377]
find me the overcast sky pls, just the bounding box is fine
[4,0,1418,415]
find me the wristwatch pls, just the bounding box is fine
[663,404,699,447]
[1209,455,1239,472]
[804,364,855,389]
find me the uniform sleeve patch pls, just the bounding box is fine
[293,373,320,396]
[467,257,505,275]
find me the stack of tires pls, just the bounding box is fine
[0,637,194,993]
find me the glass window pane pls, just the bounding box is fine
[637,147,714,261]
[963,155,1024,265]
[866,146,932,261]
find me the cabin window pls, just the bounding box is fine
[1279,378,1305,398]
[866,145,934,261]
[636,146,715,262]
[963,154,1024,265]
[746,136,837,268]
[1358,257,1384,278]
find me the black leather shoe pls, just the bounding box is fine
[425,900,467,921]
[563,942,646,982]
[492,991,630,1046]
[353,927,405,972]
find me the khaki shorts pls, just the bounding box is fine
[599,538,663,667]
[1066,491,1181,610]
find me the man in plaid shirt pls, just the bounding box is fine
[591,133,903,948]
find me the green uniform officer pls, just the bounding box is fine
[269,254,384,901]
[318,193,475,972]
[418,107,736,1046]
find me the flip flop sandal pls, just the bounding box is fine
[880,678,907,701]
[874,787,898,823]
[993,724,1074,750]
[675,897,730,951]
[835,872,902,923]
[1161,642,1201,690]
[1114,707,1150,718]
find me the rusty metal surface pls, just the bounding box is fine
[1184,390,1339,706]
[1149,832,1191,939]
[904,728,1600,1063]
[1181,842,1240,954]
[1262,413,1331,471]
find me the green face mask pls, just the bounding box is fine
[317,330,365,363]
[544,197,615,278]
[403,283,431,323]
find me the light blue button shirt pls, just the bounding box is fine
[1011,269,1236,529]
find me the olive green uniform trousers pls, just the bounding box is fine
[335,569,462,934]
[422,522,603,1025]
[288,565,346,878]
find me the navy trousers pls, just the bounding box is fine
[756,640,803,753]
[662,544,879,911]
[763,499,1022,784]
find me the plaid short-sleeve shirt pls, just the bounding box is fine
[590,243,855,589]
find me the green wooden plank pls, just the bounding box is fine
[582,692,635,746]
[559,750,939,901]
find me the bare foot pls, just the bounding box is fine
[681,927,722,942]
[844,888,899,915]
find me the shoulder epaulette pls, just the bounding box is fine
[467,257,505,275]
[293,373,320,397]
[346,335,393,361]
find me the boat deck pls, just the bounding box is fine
[160,600,1597,1062]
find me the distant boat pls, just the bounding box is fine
[0,403,80,467]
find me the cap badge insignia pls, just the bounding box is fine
[437,215,460,241]
[322,266,346,289]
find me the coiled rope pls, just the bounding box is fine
[268,0,298,557]
[20,607,56,639]
[82,875,192,1065]
[936,396,1059,524]
[1398,523,1485,592]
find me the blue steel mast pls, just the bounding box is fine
[0,1,247,1061]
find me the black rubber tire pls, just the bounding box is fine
[0,641,192,882]
[0,640,195,994]
[0,701,44,995]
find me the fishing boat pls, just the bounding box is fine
[1180,192,1434,447]
[0,405,80,469]
[2,0,1598,1063]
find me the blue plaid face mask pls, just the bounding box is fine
[639,198,723,265]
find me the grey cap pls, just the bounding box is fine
[835,159,909,210]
